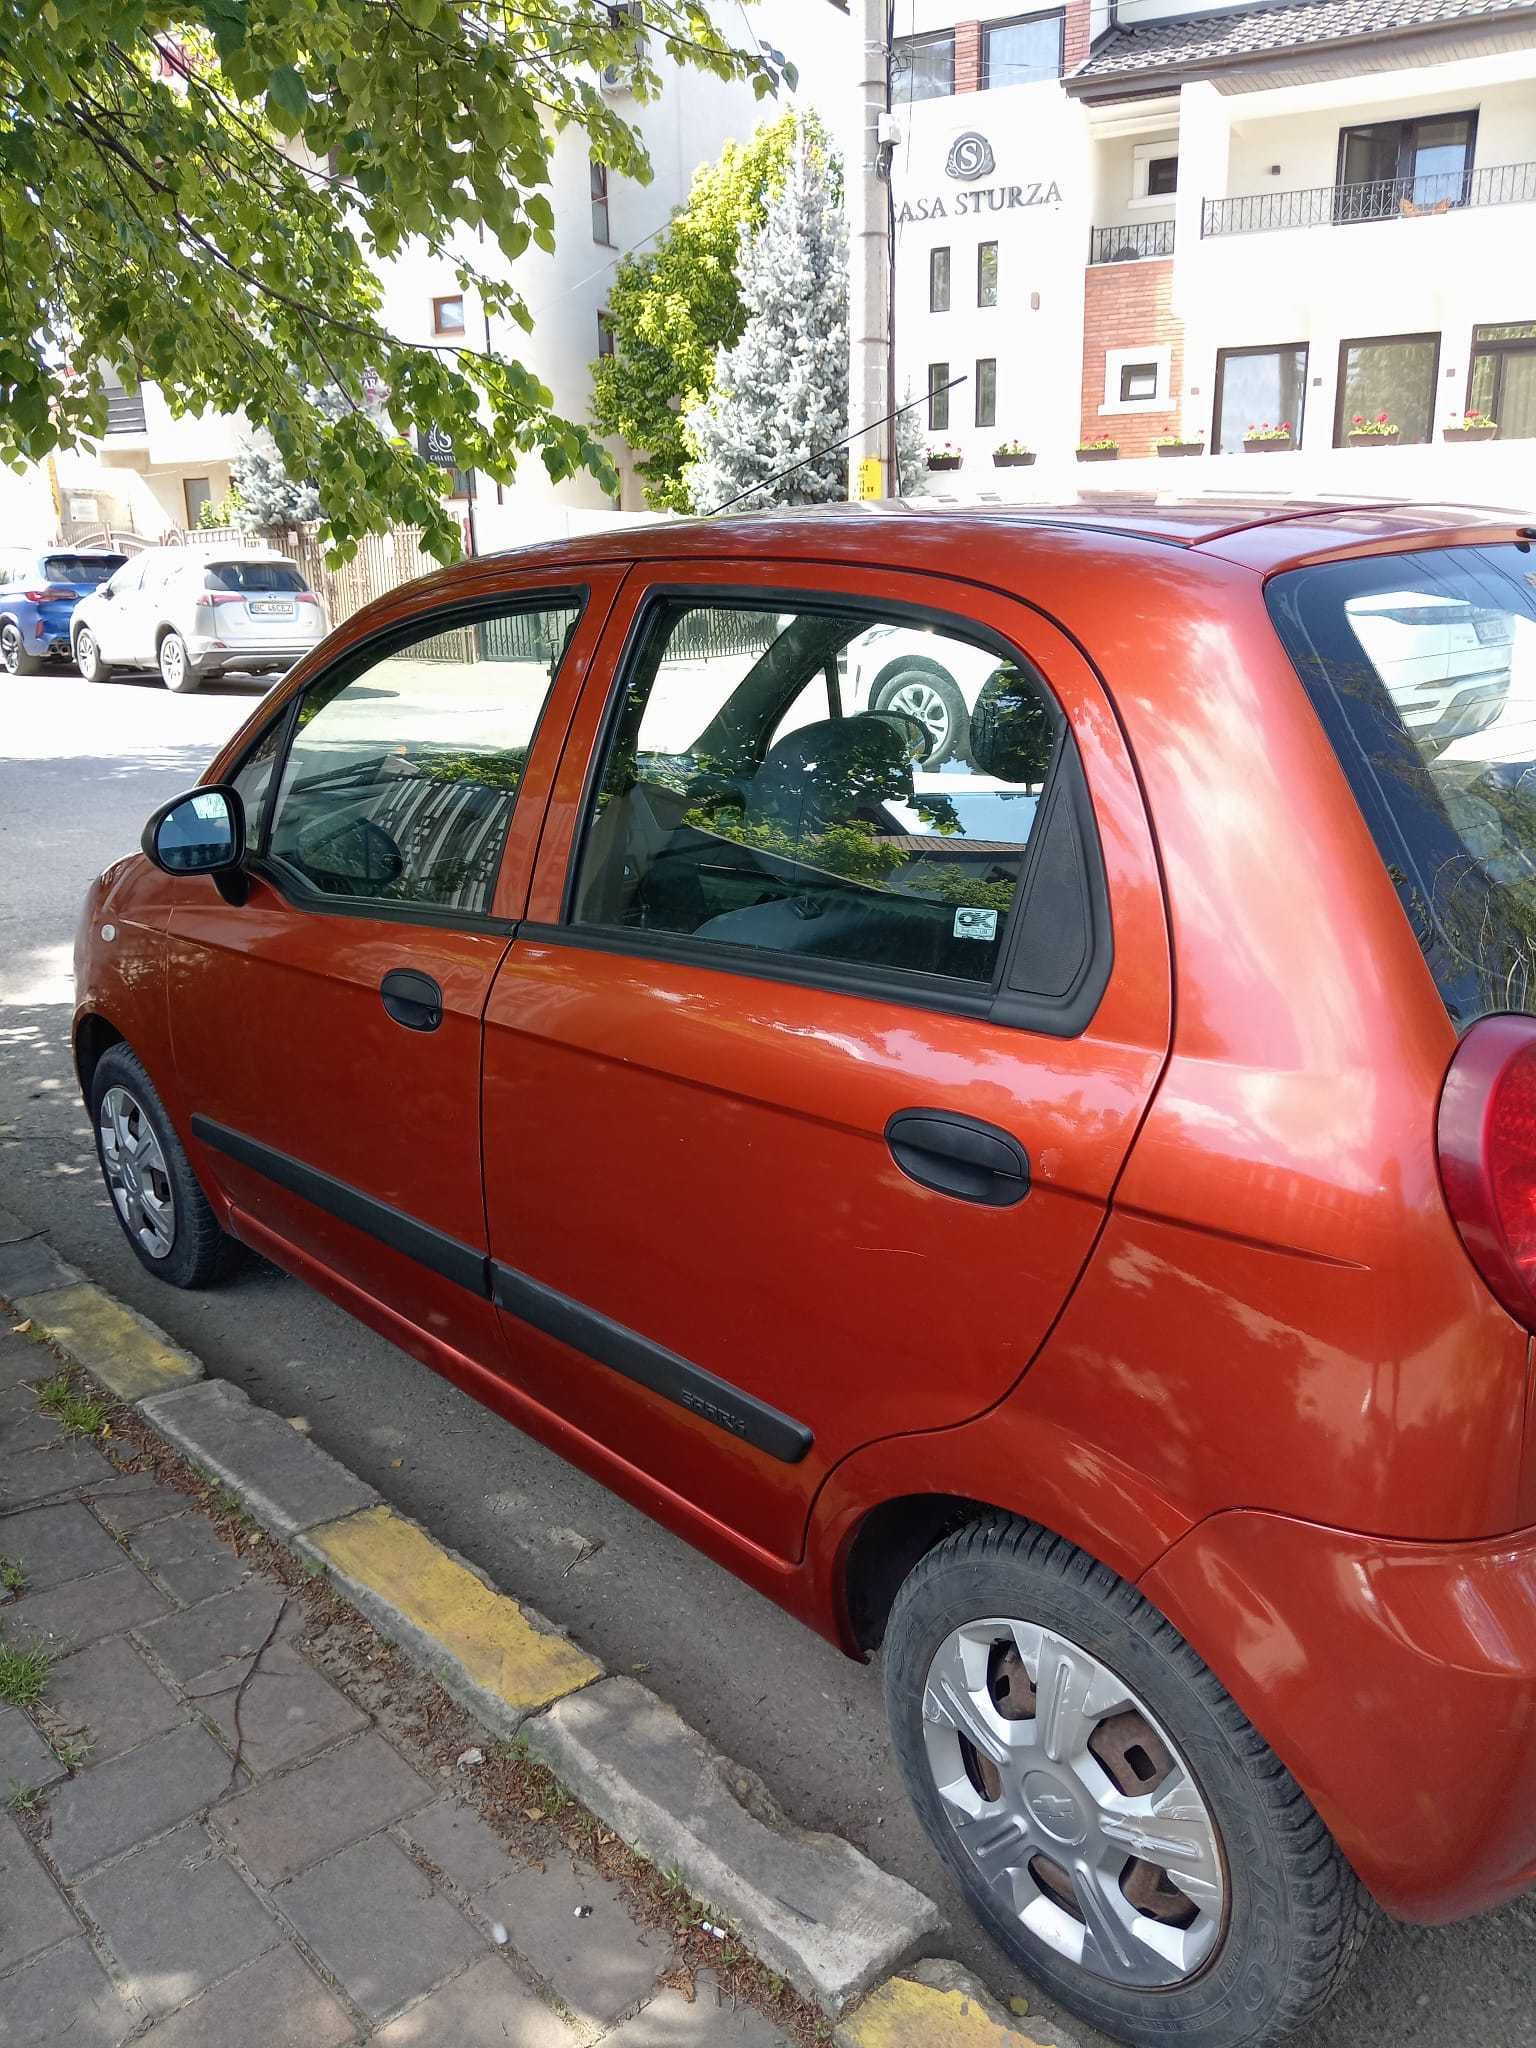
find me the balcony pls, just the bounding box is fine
[1203,159,1536,237]
[103,388,148,433]
[1088,219,1176,264]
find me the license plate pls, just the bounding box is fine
[249,599,294,617]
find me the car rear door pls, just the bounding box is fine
[164,570,624,1359]
[480,559,1171,1563]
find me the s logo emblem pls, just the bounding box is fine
[945,132,995,182]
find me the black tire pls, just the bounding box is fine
[884,1518,1371,2048]
[1,619,43,675]
[874,665,968,767]
[90,1045,229,1288]
[158,630,203,694]
[74,626,113,683]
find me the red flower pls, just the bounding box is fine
[1280,421,1291,432]
[1376,411,1390,424]
[1352,414,1364,425]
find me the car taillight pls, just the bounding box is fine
[296,592,318,605]
[1438,1013,1536,1330]
[204,591,244,606]
[24,586,74,601]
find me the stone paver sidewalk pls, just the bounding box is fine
[0,1328,795,2047]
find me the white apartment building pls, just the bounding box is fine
[6,2,829,550]
[891,0,1536,499]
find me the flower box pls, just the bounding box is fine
[1347,432,1399,449]
[1243,435,1293,453]
[993,451,1036,468]
[1076,447,1118,463]
[1156,442,1204,458]
[1443,425,1498,443]
[927,455,962,472]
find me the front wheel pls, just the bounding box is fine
[74,627,113,683]
[874,666,968,766]
[159,631,203,693]
[1,620,43,675]
[883,1519,1370,2048]
[91,1045,229,1288]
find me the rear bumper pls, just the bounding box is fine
[1143,1509,1536,1923]
[187,640,314,674]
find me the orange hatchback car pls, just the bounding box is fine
[75,501,1536,2046]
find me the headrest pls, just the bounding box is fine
[748,713,917,832]
[968,666,1057,785]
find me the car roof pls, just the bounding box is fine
[485,497,1530,582]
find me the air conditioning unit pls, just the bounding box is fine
[599,61,631,94]
[600,0,642,92]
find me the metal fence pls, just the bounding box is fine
[1088,219,1176,264]
[1203,159,1536,237]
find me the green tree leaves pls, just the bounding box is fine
[0,1,784,558]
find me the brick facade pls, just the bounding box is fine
[1064,0,1093,70]
[955,20,982,91]
[1080,259,1186,456]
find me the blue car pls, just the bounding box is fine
[0,547,127,676]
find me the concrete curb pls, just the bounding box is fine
[1,1232,974,2028]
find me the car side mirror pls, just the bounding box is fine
[142,787,245,876]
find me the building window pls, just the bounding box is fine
[597,312,616,359]
[975,359,997,428]
[432,295,466,337]
[591,157,612,244]
[183,476,212,525]
[1212,344,1308,453]
[930,247,951,314]
[1102,345,1172,414]
[1335,333,1440,445]
[977,242,998,307]
[1469,321,1536,439]
[892,30,955,104]
[928,362,951,431]
[1147,156,1178,196]
[1336,112,1476,218]
[1130,139,1179,207]
[981,12,1064,89]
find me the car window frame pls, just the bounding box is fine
[223,583,591,935]
[103,557,148,599]
[551,582,1112,1037]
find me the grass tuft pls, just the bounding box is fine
[6,1780,46,1815]
[36,1374,109,1438]
[0,1556,27,1598]
[0,1641,50,1710]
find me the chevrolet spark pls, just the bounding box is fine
[74,502,1536,2048]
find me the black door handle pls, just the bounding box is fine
[380,968,443,1032]
[885,1110,1030,1207]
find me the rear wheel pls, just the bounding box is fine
[884,1518,1370,2048]
[874,666,968,766]
[74,627,113,683]
[159,631,203,694]
[1,620,43,676]
[91,1046,228,1288]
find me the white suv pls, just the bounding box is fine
[71,544,328,693]
[842,622,1001,765]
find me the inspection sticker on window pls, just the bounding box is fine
[953,907,999,942]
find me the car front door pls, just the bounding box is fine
[92,555,150,663]
[164,573,620,1356]
[480,561,1171,1562]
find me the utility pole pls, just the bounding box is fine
[848,0,894,500]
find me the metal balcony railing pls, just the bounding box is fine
[103,389,148,433]
[1088,219,1176,264]
[1203,159,1536,237]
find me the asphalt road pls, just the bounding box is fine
[3,666,1534,2048]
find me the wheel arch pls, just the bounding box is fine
[73,1012,125,1101]
[841,1491,1005,1652]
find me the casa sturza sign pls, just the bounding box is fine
[896,130,1062,225]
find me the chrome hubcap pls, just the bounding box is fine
[77,632,95,674]
[922,1618,1225,1987]
[161,638,183,685]
[2,624,20,673]
[887,678,951,750]
[99,1086,176,1259]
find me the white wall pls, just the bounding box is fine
[1225,76,1536,199]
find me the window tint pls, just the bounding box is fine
[572,601,1062,990]
[230,718,287,846]
[205,560,307,593]
[42,554,125,585]
[265,600,581,915]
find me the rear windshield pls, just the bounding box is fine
[205,560,306,593]
[43,554,125,585]
[1268,542,1536,1025]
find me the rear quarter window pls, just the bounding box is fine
[1267,541,1536,1024]
[206,561,307,593]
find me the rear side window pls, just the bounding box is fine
[206,560,307,593]
[262,599,581,916]
[571,599,1064,991]
[1268,543,1536,1023]
[42,554,125,585]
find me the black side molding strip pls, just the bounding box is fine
[189,1116,490,1298]
[490,1261,813,1466]
[189,1115,813,1466]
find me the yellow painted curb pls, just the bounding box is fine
[13,1282,203,1403]
[837,1975,1046,2048]
[307,1505,601,1717]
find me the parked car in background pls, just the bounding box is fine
[71,544,328,693]
[843,619,1000,764]
[73,500,1536,2048]
[0,547,126,675]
